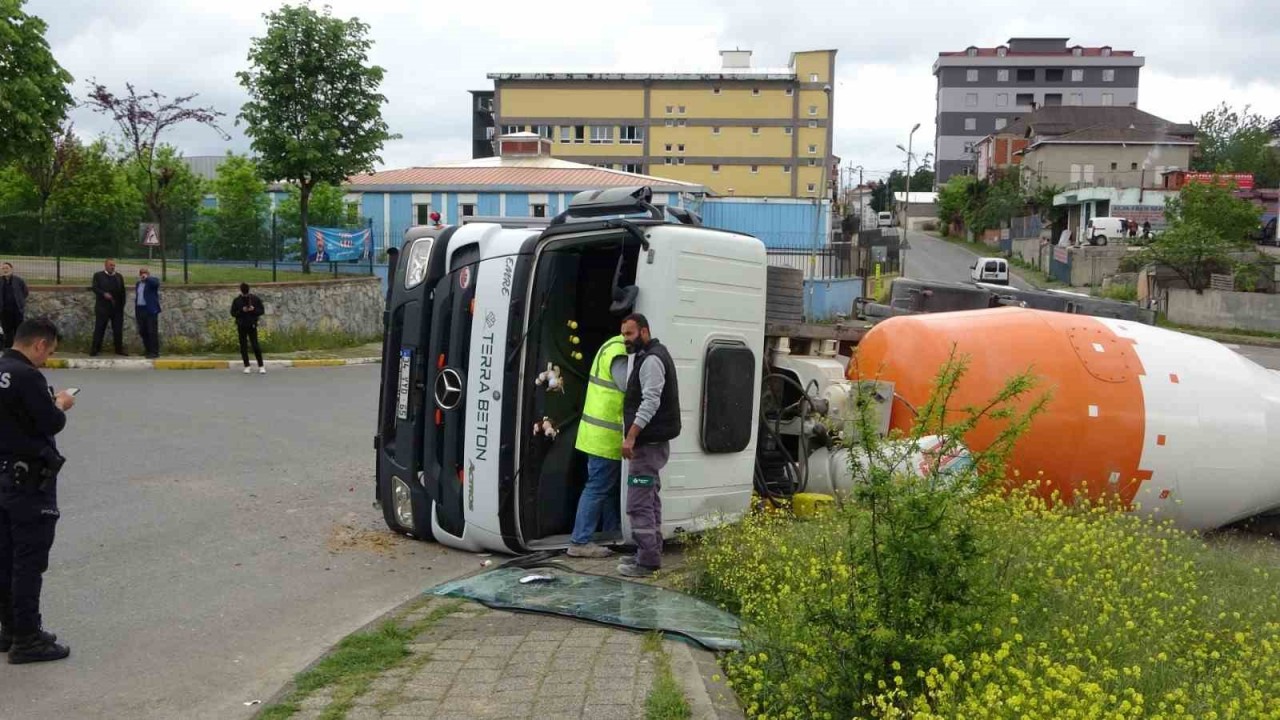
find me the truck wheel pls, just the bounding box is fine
[1094,235,1108,246]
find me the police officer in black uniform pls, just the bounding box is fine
[0,317,74,663]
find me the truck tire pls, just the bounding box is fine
[1093,235,1108,246]
[766,266,804,324]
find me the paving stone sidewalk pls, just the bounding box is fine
[289,597,742,720]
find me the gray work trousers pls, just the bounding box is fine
[626,441,670,569]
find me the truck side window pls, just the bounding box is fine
[702,341,755,453]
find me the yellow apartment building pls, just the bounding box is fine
[487,49,836,198]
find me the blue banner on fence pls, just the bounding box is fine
[307,227,372,262]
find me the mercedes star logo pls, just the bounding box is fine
[434,368,464,411]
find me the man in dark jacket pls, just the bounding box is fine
[617,313,680,578]
[231,283,266,374]
[90,259,126,356]
[0,263,29,351]
[134,268,161,359]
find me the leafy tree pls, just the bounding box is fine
[1193,102,1280,187]
[274,182,354,240]
[84,82,227,276]
[936,175,977,236]
[0,0,73,165]
[49,139,143,258]
[237,3,396,272]
[17,123,80,255]
[1138,181,1261,291]
[196,154,268,260]
[123,145,204,258]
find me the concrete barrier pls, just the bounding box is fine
[1167,288,1280,334]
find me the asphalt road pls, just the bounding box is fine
[901,229,1035,290]
[0,365,477,720]
[1224,343,1280,371]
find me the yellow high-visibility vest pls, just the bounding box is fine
[575,335,627,460]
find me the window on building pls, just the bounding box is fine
[503,125,521,135]
[997,46,1008,57]
[560,126,571,143]
[964,117,976,131]
[484,127,495,140]
[751,88,760,96]
[1083,164,1095,182]
[477,97,493,112]
[1131,162,1139,171]
[1103,69,1116,82]
[711,164,720,173]
[531,203,547,218]
[677,144,685,153]
[964,141,975,153]
[1070,93,1083,106]
[750,165,759,174]
[589,125,614,144]
[664,144,673,152]
[965,93,978,107]
[665,119,674,127]
[751,127,761,135]
[665,105,674,114]
[1044,93,1063,106]
[1016,69,1035,82]
[1109,162,1118,171]
[1072,46,1083,57]
[664,158,673,165]
[712,126,721,135]
[784,127,793,135]
[1070,164,1081,183]
[808,144,818,154]
[994,118,1007,130]
[1016,93,1034,106]
[996,93,1009,107]
[966,47,977,57]
[676,119,687,127]
[997,69,1009,82]
[415,204,432,225]
[783,164,792,173]
[808,120,818,128]
[622,163,643,174]
[810,73,819,82]
[1046,69,1064,82]
[560,125,585,143]
[712,86,721,95]
[809,104,818,115]
[620,125,644,144]
[785,87,794,96]
[535,125,553,139]
[1071,69,1084,82]
[460,203,476,217]
[677,158,685,165]
[678,105,686,114]
[808,158,818,166]
[1102,93,1114,106]
[966,69,978,82]
[1101,47,1112,57]
[807,183,817,192]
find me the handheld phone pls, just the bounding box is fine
[65,387,80,396]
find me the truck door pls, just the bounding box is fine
[376,229,452,538]
[421,243,481,540]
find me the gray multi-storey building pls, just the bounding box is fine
[469,90,496,159]
[932,37,1144,185]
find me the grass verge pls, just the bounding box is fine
[256,598,462,720]
[1157,317,1280,347]
[643,633,692,720]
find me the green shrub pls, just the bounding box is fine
[1101,283,1138,302]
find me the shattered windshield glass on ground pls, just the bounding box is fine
[429,562,742,651]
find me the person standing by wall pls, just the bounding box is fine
[0,264,29,351]
[617,314,681,579]
[89,259,126,357]
[134,268,161,359]
[231,283,266,374]
[0,317,75,664]
[566,334,628,558]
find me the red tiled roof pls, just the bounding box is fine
[346,166,701,190]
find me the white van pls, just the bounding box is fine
[1085,217,1125,245]
[877,211,894,228]
[970,256,1010,285]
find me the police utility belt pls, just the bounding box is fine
[0,450,65,487]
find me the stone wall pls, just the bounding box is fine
[26,277,383,350]
[1166,288,1280,334]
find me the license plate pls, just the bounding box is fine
[396,349,412,420]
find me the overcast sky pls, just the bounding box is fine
[27,0,1280,187]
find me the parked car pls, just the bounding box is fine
[970,256,1010,285]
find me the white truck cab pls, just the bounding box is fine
[877,211,894,228]
[969,256,1009,285]
[375,188,766,553]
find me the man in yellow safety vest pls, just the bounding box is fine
[567,334,629,558]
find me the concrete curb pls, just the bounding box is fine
[46,356,381,371]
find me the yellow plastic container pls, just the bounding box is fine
[792,492,835,519]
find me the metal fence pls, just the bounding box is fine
[0,212,382,285]
[766,243,855,280]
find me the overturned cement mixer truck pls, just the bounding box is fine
[373,186,1280,556]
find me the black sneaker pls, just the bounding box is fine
[9,633,70,664]
[0,627,56,653]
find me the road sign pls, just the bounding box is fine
[140,223,160,247]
